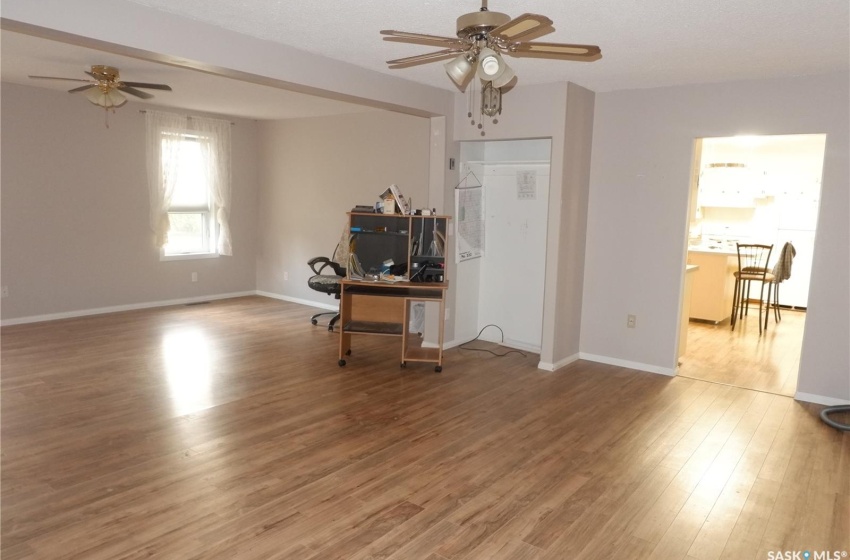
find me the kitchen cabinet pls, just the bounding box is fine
[697,165,762,208]
[697,186,757,208]
[687,249,738,323]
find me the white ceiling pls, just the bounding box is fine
[123,0,849,92]
[2,0,847,121]
[0,31,380,120]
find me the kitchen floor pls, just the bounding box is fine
[678,308,805,396]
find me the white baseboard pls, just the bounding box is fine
[578,352,677,377]
[794,391,850,406]
[444,336,541,356]
[443,338,463,350]
[0,291,257,326]
[538,352,580,372]
[255,290,338,311]
[502,338,541,354]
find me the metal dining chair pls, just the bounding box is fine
[731,243,775,334]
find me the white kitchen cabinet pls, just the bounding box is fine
[697,165,760,207]
[698,186,757,208]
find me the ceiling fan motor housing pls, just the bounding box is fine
[456,10,511,40]
[90,65,120,82]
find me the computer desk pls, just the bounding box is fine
[337,279,448,372]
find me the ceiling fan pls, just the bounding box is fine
[381,0,601,88]
[28,65,172,109]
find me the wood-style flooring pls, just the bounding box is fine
[2,296,848,559]
[679,309,805,397]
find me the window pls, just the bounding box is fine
[145,110,232,260]
[161,133,216,257]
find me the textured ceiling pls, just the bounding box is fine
[0,31,379,120]
[123,0,850,92]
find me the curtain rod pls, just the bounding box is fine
[138,110,235,125]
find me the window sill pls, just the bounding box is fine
[160,252,219,262]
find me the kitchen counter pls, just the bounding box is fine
[687,244,738,256]
[687,250,737,323]
[680,264,700,360]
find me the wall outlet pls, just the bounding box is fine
[1,286,8,298]
[284,271,289,281]
[627,314,636,328]
[191,272,198,283]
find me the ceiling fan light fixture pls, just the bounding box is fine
[477,48,503,79]
[444,53,477,90]
[85,87,127,109]
[491,61,514,88]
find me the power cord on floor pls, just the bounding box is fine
[459,324,527,358]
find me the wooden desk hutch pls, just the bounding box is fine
[338,212,450,372]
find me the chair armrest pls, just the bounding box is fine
[308,256,346,277]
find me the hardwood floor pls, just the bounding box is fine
[2,296,847,559]
[678,309,806,397]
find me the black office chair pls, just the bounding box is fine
[307,256,346,331]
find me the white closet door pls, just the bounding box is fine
[477,163,549,350]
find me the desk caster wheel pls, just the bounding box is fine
[434,365,442,373]
[327,325,334,332]
[338,359,346,367]
[311,319,318,325]
[346,349,351,356]
[400,362,406,368]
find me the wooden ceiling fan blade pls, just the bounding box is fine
[121,82,172,91]
[67,84,96,93]
[509,41,602,61]
[490,13,554,42]
[381,30,465,48]
[387,49,464,68]
[117,85,154,99]
[28,75,92,83]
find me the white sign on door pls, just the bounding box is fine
[517,170,537,200]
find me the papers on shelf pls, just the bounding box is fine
[379,184,411,215]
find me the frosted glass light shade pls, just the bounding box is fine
[476,48,513,87]
[444,53,476,91]
[85,87,127,108]
[491,63,515,88]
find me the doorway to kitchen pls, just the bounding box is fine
[678,133,826,396]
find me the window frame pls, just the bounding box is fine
[159,131,219,261]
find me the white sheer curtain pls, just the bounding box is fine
[145,110,233,255]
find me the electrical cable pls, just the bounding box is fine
[820,405,850,431]
[459,324,527,358]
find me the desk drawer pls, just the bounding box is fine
[351,294,404,323]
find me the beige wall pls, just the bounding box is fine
[551,83,595,363]
[0,83,260,321]
[255,111,431,303]
[582,72,849,402]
